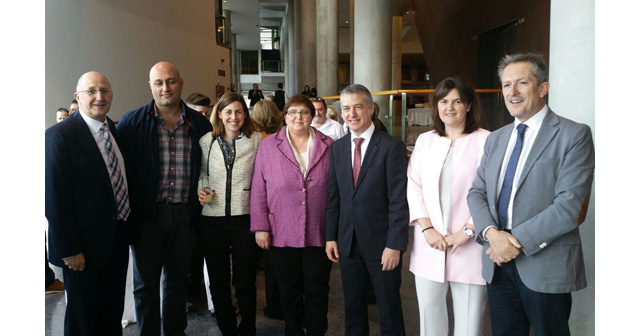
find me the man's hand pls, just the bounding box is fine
[485,228,521,266]
[326,241,340,263]
[63,253,86,272]
[255,231,271,250]
[381,248,400,271]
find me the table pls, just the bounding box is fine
[407,108,432,126]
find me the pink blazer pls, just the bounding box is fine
[407,129,489,285]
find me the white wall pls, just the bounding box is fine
[549,0,594,334]
[45,0,230,128]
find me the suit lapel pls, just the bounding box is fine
[516,110,560,191]
[274,127,306,175]
[306,132,330,175]
[488,127,512,205]
[70,113,113,192]
[353,130,380,194]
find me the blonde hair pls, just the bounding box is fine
[251,99,283,134]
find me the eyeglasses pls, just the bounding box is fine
[310,97,325,102]
[287,109,311,117]
[77,88,113,96]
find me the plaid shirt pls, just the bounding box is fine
[154,107,191,203]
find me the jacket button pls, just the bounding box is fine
[302,188,306,192]
[302,201,306,206]
[353,203,357,207]
[539,242,547,249]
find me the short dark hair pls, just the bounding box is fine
[497,53,549,85]
[310,97,327,108]
[340,84,374,107]
[278,82,283,89]
[210,92,254,138]
[186,92,211,107]
[283,94,316,118]
[57,107,69,114]
[431,76,487,137]
[71,99,77,104]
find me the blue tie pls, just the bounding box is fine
[497,123,528,230]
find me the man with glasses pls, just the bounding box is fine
[46,71,130,335]
[311,97,345,140]
[117,62,212,335]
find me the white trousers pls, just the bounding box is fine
[415,275,487,336]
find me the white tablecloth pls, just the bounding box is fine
[407,108,432,126]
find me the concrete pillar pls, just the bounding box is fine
[391,16,403,90]
[548,0,594,335]
[316,0,338,97]
[349,0,354,83]
[230,33,238,88]
[353,0,392,119]
[287,0,297,95]
[294,0,303,94]
[296,0,316,94]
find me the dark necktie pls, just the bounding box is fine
[100,124,130,221]
[497,123,528,230]
[352,137,364,186]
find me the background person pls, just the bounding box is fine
[467,53,595,335]
[186,92,211,118]
[56,107,69,122]
[249,83,264,107]
[310,97,345,141]
[251,99,283,139]
[301,85,313,98]
[407,77,489,336]
[251,94,334,336]
[197,92,260,335]
[273,82,288,111]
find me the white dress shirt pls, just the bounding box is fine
[350,122,375,168]
[79,110,128,193]
[497,105,548,230]
[312,117,345,140]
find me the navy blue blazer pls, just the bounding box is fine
[325,129,409,260]
[116,100,212,242]
[45,111,128,269]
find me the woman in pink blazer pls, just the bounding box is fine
[250,95,333,335]
[407,77,490,336]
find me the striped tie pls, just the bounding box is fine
[100,123,130,221]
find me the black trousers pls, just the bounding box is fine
[269,246,332,336]
[132,203,195,336]
[487,260,572,336]
[62,221,128,336]
[340,237,405,336]
[201,215,257,336]
[263,249,283,319]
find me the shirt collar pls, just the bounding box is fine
[514,104,548,134]
[350,121,375,143]
[78,109,108,134]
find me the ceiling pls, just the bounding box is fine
[224,0,415,51]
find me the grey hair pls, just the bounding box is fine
[340,84,374,107]
[497,53,549,85]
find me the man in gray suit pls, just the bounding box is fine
[467,53,594,335]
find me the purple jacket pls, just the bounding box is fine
[250,127,333,247]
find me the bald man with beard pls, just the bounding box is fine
[46,71,131,335]
[117,62,212,335]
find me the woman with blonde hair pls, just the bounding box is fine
[251,99,283,139]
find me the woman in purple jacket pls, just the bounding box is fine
[250,94,333,336]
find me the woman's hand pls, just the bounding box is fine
[198,188,214,205]
[424,228,448,251]
[255,231,271,250]
[445,229,471,255]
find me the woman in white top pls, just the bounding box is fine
[407,77,490,336]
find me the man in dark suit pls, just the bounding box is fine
[117,61,212,335]
[45,71,130,335]
[326,84,409,336]
[249,83,264,106]
[467,53,595,335]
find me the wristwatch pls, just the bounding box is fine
[463,227,475,238]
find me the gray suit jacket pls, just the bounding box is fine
[467,109,594,294]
